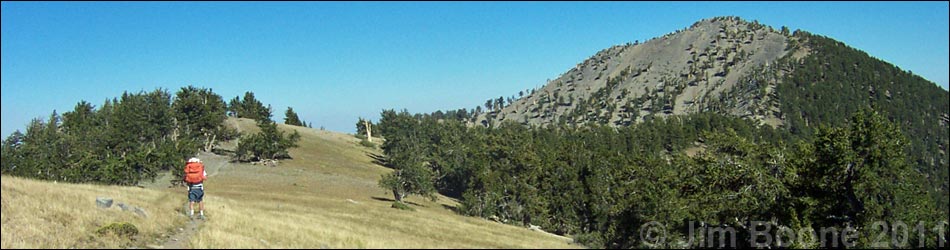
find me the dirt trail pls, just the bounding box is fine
[149,215,203,249]
[141,201,207,249]
[138,152,233,249]
[197,151,230,177]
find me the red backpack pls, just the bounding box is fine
[184,162,206,184]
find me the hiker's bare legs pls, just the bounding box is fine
[199,201,204,214]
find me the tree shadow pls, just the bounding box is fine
[437,189,464,200]
[441,204,462,214]
[370,196,424,207]
[367,152,391,169]
[211,147,234,156]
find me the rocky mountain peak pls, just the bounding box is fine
[476,16,795,128]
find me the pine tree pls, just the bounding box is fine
[173,86,227,152]
[235,120,300,162]
[0,131,24,176]
[377,110,436,204]
[799,109,941,247]
[228,91,271,122]
[284,107,303,126]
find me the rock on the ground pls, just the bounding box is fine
[96,197,113,208]
[117,202,130,211]
[134,207,149,218]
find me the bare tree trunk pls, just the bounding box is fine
[365,120,372,142]
[204,133,216,152]
[171,123,180,142]
[392,189,402,202]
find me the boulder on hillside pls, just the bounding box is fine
[96,197,113,209]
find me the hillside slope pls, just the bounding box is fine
[1,175,186,248]
[480,16,789,127]
[1,117,579,248]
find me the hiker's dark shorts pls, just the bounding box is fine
[188,187,204,202]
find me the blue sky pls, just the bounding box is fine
[2,1,948,136]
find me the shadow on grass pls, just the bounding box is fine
[441,204,462,214]
[367,152,389,168]
[211,147,234,156]
[370,196,425,207]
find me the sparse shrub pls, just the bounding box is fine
[359,139,375,148]
[234,120,300,162]
[216,124,241,141]
[390,201,414,211]
[96,222,138,237]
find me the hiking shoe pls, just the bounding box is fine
[198,214,206,220]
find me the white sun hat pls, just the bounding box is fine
[188,157,201,163]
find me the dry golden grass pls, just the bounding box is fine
[1,175,185,249]
[2,118,581,248]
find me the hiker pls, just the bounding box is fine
[184,157,208,219]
